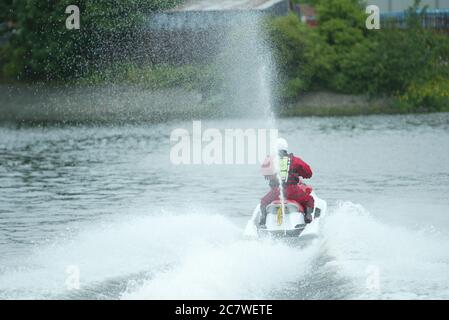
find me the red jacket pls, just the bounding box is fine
[262,153,312,186]
[261,154,314,208]
[290,154,313,180]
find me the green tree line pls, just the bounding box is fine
[269,0,449,111]
[1,0,448,113]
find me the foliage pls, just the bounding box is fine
[2,0,448,113]
[0,0,14,21]
[79,62,222,97]
[399,77,449,112]
[268,13,332,99]
[268,0,449,112]
[0,0,183,81]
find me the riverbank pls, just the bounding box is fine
[278,92,396,117]
[2,1,449,120]
[279,91,449,117]
[0,84,206,124]
[2,84,447,124]
[277,90,449,117]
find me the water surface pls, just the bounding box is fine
[1,113,448,299]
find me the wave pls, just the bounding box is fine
[321,201,449,299]
[1,202,448,299]
[121,232,319,299]
[0,211,240,299]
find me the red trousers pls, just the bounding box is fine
[261,184,314,211]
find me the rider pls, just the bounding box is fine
[259,138,315,227]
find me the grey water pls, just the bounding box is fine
[1,113,449,299]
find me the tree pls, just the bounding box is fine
[0,0,183,81]
[268,13,332,99]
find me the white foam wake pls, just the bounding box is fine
[121,237,318,299]
[3,201,447,300]
[0,212,240,299]
[321,201,449,299]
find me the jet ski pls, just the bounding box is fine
[244,192,327,239]
[246,139,327,239]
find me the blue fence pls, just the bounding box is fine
[381,9,449,30]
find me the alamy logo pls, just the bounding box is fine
[170,121,278,165]
[65,265,80,290]
[366,5,380,30]
[366,265,381,292]
[65,5,80,30]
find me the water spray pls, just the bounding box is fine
[272,153,287,236]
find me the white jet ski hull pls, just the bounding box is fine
[244,192,327,239]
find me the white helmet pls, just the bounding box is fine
[276,138,288,152]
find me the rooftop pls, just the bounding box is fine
[172,0,285,11]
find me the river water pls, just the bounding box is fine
[1,113,449,299]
